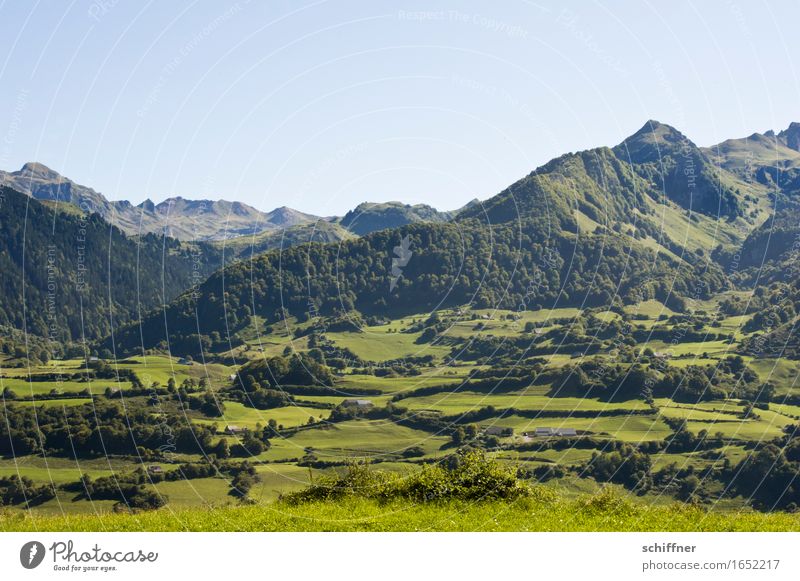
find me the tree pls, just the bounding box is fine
[586,444,652,490]
[215,438,231,459]
[200,391,225,417]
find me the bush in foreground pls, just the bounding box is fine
[286,451,552,504]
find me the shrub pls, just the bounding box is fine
[286,450,539,504]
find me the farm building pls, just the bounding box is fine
[525,427,578,437]
[178,357,193,365]
[342,399,374,408]
[483,426,514,437]
[224,425,245,435]
[147,465,164,475]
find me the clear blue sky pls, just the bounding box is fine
[1,0,798,215]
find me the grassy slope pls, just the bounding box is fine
[4,493,800,532]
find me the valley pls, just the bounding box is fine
[3,120,800,521]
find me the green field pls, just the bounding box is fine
[3,295,800,519]
[0,456,122,484]
[0,355,232,398]
[194,401,324,431]
[4,493,800,532]
[281,419,450,459]
[486,413,672,442]
[326,326,451,361]
[401,390,650,414]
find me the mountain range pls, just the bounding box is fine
[104,120,800,357]
[3,119,800,352]
[0,162,463,241]
[0,184,224,341]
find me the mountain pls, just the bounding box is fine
[0,186,223,343]
[9,119,795,356]
[732,198,800,276]
[778,122,800,151]
[704,127,800,177]
[107,120,764,357]
[0,162,460,241]
[0,163,322,241]
[337,201,452,235]
[704,123,800,199]
[612,120,745,219]
[0,162,112,215]
[704,122,800,360]
[138,197,321,240]
[211,220,356,260]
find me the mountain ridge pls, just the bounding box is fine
[0,163,324,241]
[0,162,462,241]
[106,118,774,357]
[6,118,800,353]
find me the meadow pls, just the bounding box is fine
[2,302,800,520]
[4,491,800,532]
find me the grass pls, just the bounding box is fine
[4,492,800,532]
[643,340,733,358]
[10,397,94,408]
[485,414,673,442]
[4,297,799,521]
[650,446,748,472]
[151,477,234,507]
[194,401,324,430]
[0,376,130,396]
[624,299,676,318]
[0,458,119,485]
[281,419,450,459]
[401,390,650,414]
[326,326,450,362]
[655,399,796,440]
[497,447,599,466]
[252,463,317,501]
[640,196,745,253]
[115,355,231,386]
[470,307,583,325]
[748,358,800,396]
[0,354,232,397]
[334,372,467,395]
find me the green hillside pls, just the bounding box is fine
[108,121,766,358]
[0,186,223,342]
[5,120,800,524]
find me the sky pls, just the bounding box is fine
[0,0,798,216]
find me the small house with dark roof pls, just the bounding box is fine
[483,425,513,437]
[342,399,374,408]
[525,427,578,437]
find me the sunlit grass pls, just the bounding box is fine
[4,492,799,532]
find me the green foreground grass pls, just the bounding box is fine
[3,492,800,532]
